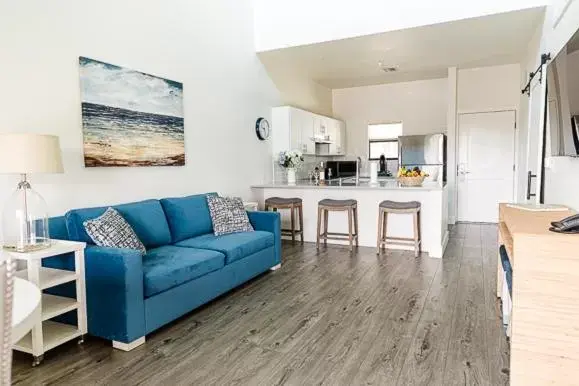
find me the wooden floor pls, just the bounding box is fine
[12,223,509,385]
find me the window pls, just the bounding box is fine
[368,123,402,160]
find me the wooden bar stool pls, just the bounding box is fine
[265,197,303,244]
[316,199,359,251]
[377,200,421,257]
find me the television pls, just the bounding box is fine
[546,28,579,157]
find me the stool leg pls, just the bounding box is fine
[417,210,422,254]
[323,209,329,247]
[353,206,359,247]
[413,211,419,258]
[298,205,304,244]
[377,209,383,254]
[382,211,388,253]
[347,208,354,252]
[316,207,322,250]
[290,205,296,244]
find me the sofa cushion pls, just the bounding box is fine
[66,199,172,248]
[160,193,217,243]
[83,208,146,254]
[206,195,254,236]
[175,231,274,264]
[142,246,225,298]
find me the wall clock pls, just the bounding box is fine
[255,117,270,141]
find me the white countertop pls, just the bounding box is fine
[252,178,445,191]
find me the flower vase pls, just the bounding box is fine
[286,168,296,185]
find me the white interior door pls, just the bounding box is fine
[457,111,516,222]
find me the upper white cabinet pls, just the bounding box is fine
[293,108,315,154]
[272,106,346,156]
[330,120,346,155]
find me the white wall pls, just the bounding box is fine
[253,0,549,52]
[520,0,579,210]
[0,0,280,220]
[457,65,522,113]
[332,78,448,158]
[268,75,333,116]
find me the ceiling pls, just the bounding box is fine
[258,7,545,89]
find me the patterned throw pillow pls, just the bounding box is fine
[83,207,146,254]
[206,196,254,236]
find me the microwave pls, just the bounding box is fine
[325,161,357,180]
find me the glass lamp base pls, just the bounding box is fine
[2,238,52,253]
[2,175,52,253]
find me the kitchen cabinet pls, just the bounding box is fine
[313,115,330,139]
[330,120,346,155]
[293,108,315,154]
[272,106,346,156]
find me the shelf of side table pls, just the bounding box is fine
[40,294,79,321]
[14,321,82,354]
[15,268,77,290]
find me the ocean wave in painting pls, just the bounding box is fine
[82,102,185,167]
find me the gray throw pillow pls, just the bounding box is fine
[207,196,254,236]
[83,207,146,254]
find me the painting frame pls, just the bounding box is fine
[78,56,185,167]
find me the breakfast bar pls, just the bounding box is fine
[251,179,449,258]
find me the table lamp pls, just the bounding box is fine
[0,134,63,252]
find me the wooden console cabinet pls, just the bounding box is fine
[498,203,579,385]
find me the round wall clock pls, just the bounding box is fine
[255,117,270,141]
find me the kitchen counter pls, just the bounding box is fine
[251,178,444,191]
[252,180,449,258]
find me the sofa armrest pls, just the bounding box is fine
[247,211,281,265]
[84,246,145,343]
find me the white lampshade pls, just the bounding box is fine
[0,133,63,174]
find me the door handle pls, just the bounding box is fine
[527,171,537,200]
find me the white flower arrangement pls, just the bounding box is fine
[278,150,304,169]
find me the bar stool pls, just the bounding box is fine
[377,200,421,257]
[265,197,303,244]
[316,199,358,251]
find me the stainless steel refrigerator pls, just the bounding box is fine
[398,134,447,183]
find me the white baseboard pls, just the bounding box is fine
[113,337,146,351]
[270,263,281,271]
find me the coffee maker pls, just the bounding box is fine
[379,155,387,175]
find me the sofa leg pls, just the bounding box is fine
[112,337,146,351]
[270,263,281,271]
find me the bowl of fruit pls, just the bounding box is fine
[397,167,429,187]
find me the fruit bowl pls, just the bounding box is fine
[397,175,426,187]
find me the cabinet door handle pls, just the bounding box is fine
[526,171,537,200]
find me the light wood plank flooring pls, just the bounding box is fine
[12,223,509,385]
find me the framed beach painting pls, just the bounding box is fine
[78,57,185,167]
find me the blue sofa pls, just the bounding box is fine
[46,193,281,350]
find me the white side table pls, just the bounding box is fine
[8,240,87,366]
